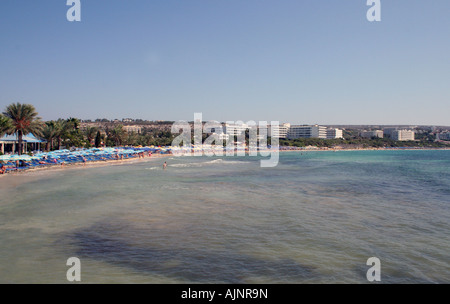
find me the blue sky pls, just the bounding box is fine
[0,0,449,125]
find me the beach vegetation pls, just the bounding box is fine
[106,125,126,146]
[94,130,102,148]
[84,126,98,147]
[41,122,57,151]
[0,115,13,137]
[3,103,44,155]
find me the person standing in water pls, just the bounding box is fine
[163,161,167,169]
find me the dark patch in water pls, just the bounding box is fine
[66,222,316,283]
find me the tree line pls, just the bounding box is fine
[2,103,449,155]
[0,103,175,155]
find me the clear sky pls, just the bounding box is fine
[0,1,449,125]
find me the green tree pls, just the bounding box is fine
[66,117,80,130]
[51,119,67,150]
[3,103,43,155]
[107,125,125,147]
[0,115,12,137]
[63,118,84,148]
[85,126,98,146]
[41,122,57,151]
[94,131,102,148]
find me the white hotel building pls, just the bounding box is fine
[326,128,344,139]
[287,125,328,139]
[391,130,415,141]
[268,124,343,140]
[268,123,290,139]
[210,123,343,141]
[224,123,249,136]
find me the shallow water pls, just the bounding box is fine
[0,150,449,283]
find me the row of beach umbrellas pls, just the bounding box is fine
[0,154,41,162]
[0,146,171,163]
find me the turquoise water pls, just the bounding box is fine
[0,150,449,283]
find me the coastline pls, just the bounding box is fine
[1,147,449,179]
[0,153,170,179]
[278,147,450,152]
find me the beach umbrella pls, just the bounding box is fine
[0,155,11,162]
[9,155,32,161]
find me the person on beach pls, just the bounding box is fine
[163,161,167,170]
[0,163,5,174]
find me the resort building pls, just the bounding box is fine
[204,124,230,142]
[360,130,384,139]
[383,128,398,138]
[224,123,249,136]
[436,132,450,141]
[287,125,327,139]
[0,134,46,154]
[326,128,344,139]
[268,123,290,139]
[123,125,142,134]
[391,130,415,141]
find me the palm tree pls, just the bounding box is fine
[107,125,125,147]
[41,122,57,151]
[3,103,43,155]
[0,115,12,137]
[52,119,67,150]
[66,117,80,131]
[85,126,98,145]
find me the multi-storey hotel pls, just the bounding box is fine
[383,128,398,138]
[326,128,344,139]
[436,132,450,141]
[210,122,346,141]
[224,123,249,136]
[287,125,328,139]
[391,130,415,141]
[268,123,290,139]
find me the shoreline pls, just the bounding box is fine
[0,154,170,178]
[1,147,449,179]
[279,147,450,152]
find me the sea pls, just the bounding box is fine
[0,150,449,283]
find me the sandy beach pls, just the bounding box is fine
[0,153,170,178]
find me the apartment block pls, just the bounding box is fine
[391,130,415,141]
